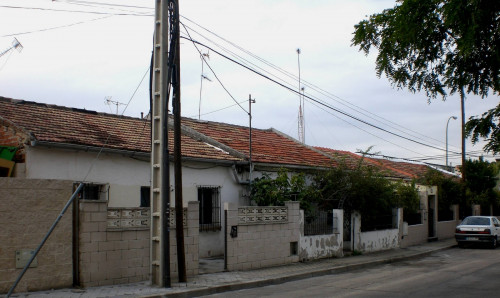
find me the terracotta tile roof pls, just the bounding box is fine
[0,97,242,162]
[179,118,338,168]
[0,97,340,168]
[314,147,429,180]
[366,158,430,179]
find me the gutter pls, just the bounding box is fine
[30,140,248,166]
[30,140,150,159]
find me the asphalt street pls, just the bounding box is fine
[204,246,500,298]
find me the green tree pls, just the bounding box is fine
[466,105,500,154]
[418,168,462,218]
[352,0,500,172]
[464,158,499,212]
[313,158,419,231]
[250,169,317,214]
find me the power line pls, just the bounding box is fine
[180,15,459,152]
[180,36,455,154]
[181,22,247,114]
[307,98,425,156]
[54,0,153,10]
[2,15,112,37]
[0,5,152,16]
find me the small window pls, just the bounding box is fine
[198,186,221,232]
[75,183,106,200]
[140,186,151,207]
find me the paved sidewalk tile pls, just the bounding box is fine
[7,238,456,298]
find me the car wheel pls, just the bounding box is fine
[491,237,497,249]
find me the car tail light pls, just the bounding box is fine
[478,229,491,234]
[456,228,466,234]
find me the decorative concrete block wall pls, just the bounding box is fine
[225,201,300,271]
[0,178,73,294]
[79,200,199,287]
[168,201,200,279]
[78,201,150,287]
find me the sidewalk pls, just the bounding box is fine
[9,238,456,298]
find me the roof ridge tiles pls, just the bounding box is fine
[0,96,147,122]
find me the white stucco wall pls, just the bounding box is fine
[352,209,402,253]
[25,146,247,257]
[25,146,150,207]
[299,209,343,261]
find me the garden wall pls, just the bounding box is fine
[0,178,73,294]
[225,201,300,271]
[299,209,343,261]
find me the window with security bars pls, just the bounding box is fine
[198,186,221,232]
[75,183,106,201]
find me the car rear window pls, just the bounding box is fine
[461,217,490,225]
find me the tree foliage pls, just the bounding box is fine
[250,169,317,214]
[352,0,499,100]
[464,158,499,207]
[312,159,419,230]
[352,0,500,153]
[466,105,500,154]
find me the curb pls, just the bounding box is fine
[147,244,456,298]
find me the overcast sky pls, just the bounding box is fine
[0,0,498,166]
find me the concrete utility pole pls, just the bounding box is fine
[151,0,186,286]
[151,0,170,287]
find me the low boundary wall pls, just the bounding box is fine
[225,201,300,271]
[79,201,199,287]
[353,209,403,253]
[299,209,343,261]
[0,178,73,294]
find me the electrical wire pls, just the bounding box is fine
[179,20,471,157]
[187,100,248,119]
[1,15,112,37]
[0,5,152,16]
[181,22,247,114]
[180,36,454,155]
[180,15,460,152]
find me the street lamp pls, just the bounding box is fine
[446,116,458,169]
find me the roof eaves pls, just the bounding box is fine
[170,118,248,161]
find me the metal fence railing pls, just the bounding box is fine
[361,214,393,232]
[304,210,333,236]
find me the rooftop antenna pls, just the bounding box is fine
[297,48,305,144]
[0,38,23,58]
[104,96,126,115]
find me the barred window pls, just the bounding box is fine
[75,183,107,201]
[198,186,221,232]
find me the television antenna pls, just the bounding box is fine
[104,96,126,115]
[0,38,23,58]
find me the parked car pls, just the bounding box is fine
[455,216,500,248]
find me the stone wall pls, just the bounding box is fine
[0,178,73,294]
[225,201,300,271]
[79,200,199,287]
